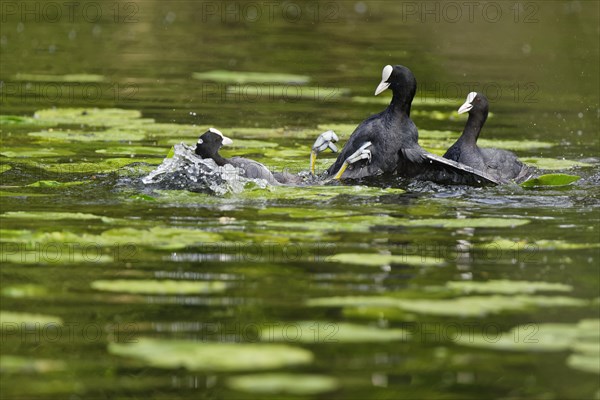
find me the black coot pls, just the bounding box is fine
[318,65,501,185]
[443,92,534,183]
[195,128,300,185]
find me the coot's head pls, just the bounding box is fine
[458,92,489,115]
[195,128,233,158]
[374,64,417,99]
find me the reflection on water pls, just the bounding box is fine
[1,1,599,399]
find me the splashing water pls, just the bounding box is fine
[141,143,270,195]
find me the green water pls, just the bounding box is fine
[1,1,599,399]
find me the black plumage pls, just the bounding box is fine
[325,65,501,185]
[444,92,534,183]
[195,128,301,185]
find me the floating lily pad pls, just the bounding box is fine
[26,180,88,188]
[32,158,160,173]
[108,338,313,371]
[328,253,445,267]
[522,157,593,170]
[243,185,405,201]
[29,129,146,142]
[521,174,581,187]
[227,373,339,395]
[351,96,458,106]
[479,238,600,251]
[400,218,530,228]
[0,190,50,197]
[0,356,66,374]
[477,139,554,151]
[14,73,105,82]
[192,70,310,84]
[1,285,49,298]
[342,306,414,322]
[308,295,589,317]
[263,321,410,343]
[446,280,573,294]
[91,279,227,294]
[1,248,113,264]
[226,85,350,101]
[455,319,599,367]
[0,115,56,126]
[0,147,76,158]
[95,146,169,155]
[33,108,147,127]
[0,311,63,327]
[1,211,113,222]
[567,353,600,374]
[96,227,222,250]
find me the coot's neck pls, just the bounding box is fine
[388,91,414,118]
[197,148,229,166]
[461,109,488,146]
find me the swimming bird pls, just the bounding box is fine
[195,128,301,185]
[312,65,501,185]
[443,92,534,183]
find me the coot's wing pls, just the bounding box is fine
[228,157,280,185]
[422,152,504,185]
[481,148,536,184]
[398,147,504,186]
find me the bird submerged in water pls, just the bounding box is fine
[443,92,534,183]
[195,128,302,185]
[311,65,502,185]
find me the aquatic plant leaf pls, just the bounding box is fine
[328,253,445,267]
[0,191,50,197]
[226,85,350,100]
[0,115,56,126]
[351,96,458,106]
[192,70,311,84]
[567,354,600,374]
[342,306,414,322]
[1,211,113,222]
[521,173,581,187]
[32,158,160,173]
[0,147,76,158]
[14,73,105,82]
[0,356,66,374]
[227,373,339,395]
[108,338,313,371]
[308,295,588,317]
[97,227,222,250]
[478,238,600,251]
[95,146,169,155]
[0,311,63,327]
[400,218,530,228]
[26,180,88,188]
[263,321,410,343]
[2,249,113,264]
[29,129,146,142]
[0,165,11,174]
[521,157,593,170]
[456,319,599,366]
[1,285,49,298]
[446,280,572,294]
[33,108,146,127]
[455,323,577,352]
[477,139,554,150]
[91,279,227,294]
